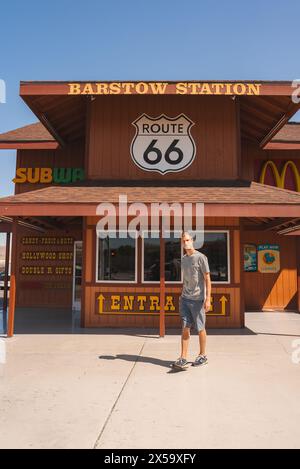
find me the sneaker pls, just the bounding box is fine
[171,357,189,370]
[192,354,208,366]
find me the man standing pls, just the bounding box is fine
[172,231,211,370]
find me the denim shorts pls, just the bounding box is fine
[179,295,206,332]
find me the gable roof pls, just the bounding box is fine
[272,122,300,142]
[263,121,300,149]
[0,122,58,149]
[19,80,300,147]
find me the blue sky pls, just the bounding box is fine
[0,0,300,201]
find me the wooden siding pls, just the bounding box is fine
[15,225,82,308]
[243,230,298,311]
[241,139,300,181]
[15,140,85,194]
[82,217,243,329]
[87,95,240,181]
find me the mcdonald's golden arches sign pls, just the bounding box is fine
[257,160,300,192]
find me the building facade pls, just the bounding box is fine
[0,81,300,336]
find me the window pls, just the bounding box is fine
[196,231,230,283]
[142,232,182,283]
[96,232,137,282]
[142,230,230,283]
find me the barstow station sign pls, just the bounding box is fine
[68,82,262,96]
[20,81,298,97]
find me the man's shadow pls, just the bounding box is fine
[99,354,189,373]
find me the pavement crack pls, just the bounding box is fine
[276,337,291,357]
[93,339,147,449]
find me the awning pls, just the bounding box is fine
[0,180,300,217]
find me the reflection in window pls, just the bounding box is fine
[165,237,181,281]
[143,235,182,282]
[143,232,229,283]
[197,232,229,282]
[143,237,160,281]
[97,235,136,281]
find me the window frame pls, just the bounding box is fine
[95,230,138,284]
[195,230,231,284]
[141,229,231,285]
[141,230,184,284]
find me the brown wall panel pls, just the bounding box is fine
[87,95,239,180]
[15,140,85,195]
[241,139,300,181]
[83,285,241,329]
[15,225,82,308]
[82,217,243,329]
[86,216,240,227]
[243,230,297,311]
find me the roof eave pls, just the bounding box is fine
[0,141,59,150]
[0,202,299,218]
[264,141,300,150]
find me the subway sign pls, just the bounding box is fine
[13,167,85,184]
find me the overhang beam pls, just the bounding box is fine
[0,203,300,217]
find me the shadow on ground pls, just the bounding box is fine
[2,306,299,337]
[98,353,195,373]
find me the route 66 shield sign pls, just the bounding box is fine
[130,114,196,174]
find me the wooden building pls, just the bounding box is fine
[0,81,300,336]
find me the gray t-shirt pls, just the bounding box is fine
[181,250,210,300]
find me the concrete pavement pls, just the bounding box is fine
[0,312,300,449]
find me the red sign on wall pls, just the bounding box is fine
[255,160,300,192]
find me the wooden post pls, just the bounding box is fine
[7,218,18,338]
[239,218,245,327]
[297,237,300,313]
[81,217,86,328]
[159,221,165,337]
[3,232,10,314]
